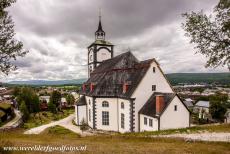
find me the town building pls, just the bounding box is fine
[194,100,210,120]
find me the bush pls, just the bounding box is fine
[48,102,56,114]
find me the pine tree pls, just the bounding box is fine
[0,0,28,74]
[19,101,29,121]
[50,90,62,108]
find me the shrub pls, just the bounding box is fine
[48,102,56,114]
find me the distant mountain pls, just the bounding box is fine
[5,73,230,86]
[166,73,230,85]
[6,79,87,86]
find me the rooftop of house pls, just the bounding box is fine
[195,101,210,108]
[76,95,86,106]
[185,98,194,102]
[80,51,156,98]
[184,101,194,107]
[139,92,175,118]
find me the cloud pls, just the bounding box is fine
[1,0,227,82]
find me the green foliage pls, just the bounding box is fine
[13,86,20,96]
[16,87,40,113]
[0,103,11,110]
[19,101,29,121]
[0,110,6,118]
[49,90,61,108]
[0,0,28,74]
[209,93,228,121]
[65,94,75,105]
[47,126,79,137]
[210,101,227,122]
[23,109,74,129]
[182,0,230,70]
[48,102,56,114]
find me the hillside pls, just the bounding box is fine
[166,73,230,85]
[6,79,87,86]
[4,73,230,86]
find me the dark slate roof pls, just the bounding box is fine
[76,95,86,106]
[96,18,104,33]
[139,92,175,118]
[80,52,155,98]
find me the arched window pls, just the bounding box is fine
[121,102,124,109]
[102,101,109,107]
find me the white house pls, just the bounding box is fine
[75,15,190,133]
[194,101,210,120]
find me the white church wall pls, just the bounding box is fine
[75,105,78,124]
[131,61,173,132]
[118,98,131,133]
[160,96,190,130]
[140,114,158,132]
[85,96,93,128]
[96,98,119,131]
[75,105,87,125]
[97,48,111,62]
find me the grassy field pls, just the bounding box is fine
[0,125,230,154]
[0,103,11,110]
[124,123,230,137]
[23,109,74,129]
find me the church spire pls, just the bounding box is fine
[95,8,105,40]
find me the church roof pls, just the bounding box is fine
[80,51,156,98]
[76,95,86,106]
[139,92,175,117]
[96,18,104,33]
[88,40,113,48]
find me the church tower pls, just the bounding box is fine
[88,13,114,78]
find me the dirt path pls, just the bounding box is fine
[1,109,22,129]
[153,132,230,142]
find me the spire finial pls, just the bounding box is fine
[99,8,101,21]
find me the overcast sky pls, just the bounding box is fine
[1,0,228,82]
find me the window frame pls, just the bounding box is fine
[102,111,109,126]
[152,85,156,91]
[121,102,124,109]
[144,117,147,125]
[153,67,156,73]
[149,119,153,127]
[174,105,177,111]
[102,101,109,107]
[121,113,125,129]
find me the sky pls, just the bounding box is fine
[1,0,228,82]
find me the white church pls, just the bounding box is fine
[75,15,190,133]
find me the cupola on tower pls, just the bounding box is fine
[87,13,114,78]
